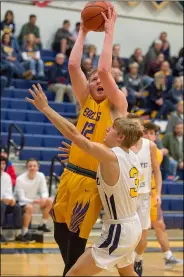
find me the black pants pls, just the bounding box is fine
[0,201,22,229]
[54,222,87,276]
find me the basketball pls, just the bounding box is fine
[81,1,112,32]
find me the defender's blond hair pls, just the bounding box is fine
[113,118,143,148]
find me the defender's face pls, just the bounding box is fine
[143,130,156,143]
[104,125,119,148]
[89,72,106,103]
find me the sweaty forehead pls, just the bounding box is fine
[90,72,98,81]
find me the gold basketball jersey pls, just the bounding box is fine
[69,95,112,172]
[151,148,163,190]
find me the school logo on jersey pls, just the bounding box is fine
[69,201,90,233]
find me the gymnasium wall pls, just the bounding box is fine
[1,1,183,56]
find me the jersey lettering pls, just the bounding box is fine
[129,167,139,198]
[83,108,101,122]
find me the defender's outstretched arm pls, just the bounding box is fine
[26,84,116,164]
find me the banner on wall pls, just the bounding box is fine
[127,1,138,7]
[152,1,169,9]
[33,1,51,8]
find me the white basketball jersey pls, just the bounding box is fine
[96,147,142,220]
[136,138,152,194]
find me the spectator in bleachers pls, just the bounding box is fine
[48,53,75,103]
[1,146,17,187]
[81,58,93,77]
[52,20,75,57]
[144,39,163,74]
[124,62,146,110]
[111,67,124,89]
[167,77,183,105]
[159,61,173,89]
[148,53,165,78]
[21,34,45,79]
[18,14,41,48]
[0,61,13,87]
[82,44,99,68]
[166,100,183,133]
[1,33,32,79]
[147,72,169,118]
[129,48,144,75]
[1,11,20,59]
[15,158,52,241]
[1,10,15,34]
[159,31,170,59]
[112,44,126,72]
[174,47,184,77]
[72,22,88,47]
[0,156,22,243]
[162,123,183,179]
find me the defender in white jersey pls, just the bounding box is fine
[127,114,162,277]
[26,83,143,276]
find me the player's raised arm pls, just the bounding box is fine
[68,21,89,107]
[98,8,128,115]
[26,84,116,164]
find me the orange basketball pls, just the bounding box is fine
[81,1,112,32]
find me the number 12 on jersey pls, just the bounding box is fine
[81,121,95,140]
[129,167,139,198]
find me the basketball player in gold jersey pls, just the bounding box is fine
[28,7,127,276]
[143,122,183,270]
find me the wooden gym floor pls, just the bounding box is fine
[1,242,183,276]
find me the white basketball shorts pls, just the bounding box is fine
[136,193,151,230]
[91,214,142,271]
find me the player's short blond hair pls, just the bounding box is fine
[126,113,144,124]
[113,118,143,148]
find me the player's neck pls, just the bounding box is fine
[131,138,142,152]
[120,146,129,153]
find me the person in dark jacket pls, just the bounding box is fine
[52,20,75,56]
[1,10,15,34]
[48,53,76,103]
[163,123,183,178]
[148,72,173,119]
[166,100,183,133]
[129,48,144,75]
[1,33,32,79]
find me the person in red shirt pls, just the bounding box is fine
[1,146,17,187]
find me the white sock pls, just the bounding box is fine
[135,253,143,262]
[22,227,28,235]
[164,250,173,260]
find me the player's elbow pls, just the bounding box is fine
[68,60,78,72]
[98,67,110,77]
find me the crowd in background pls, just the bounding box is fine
[0,11,183,114]
[0,10,183,242]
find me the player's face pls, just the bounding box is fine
[104,125,119,147]
[89,72,106,103]
[0,161,6,172]
[27,161,39,174]
[143,130,156,143]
